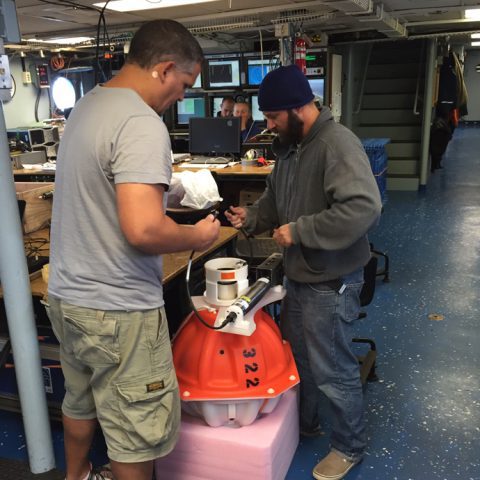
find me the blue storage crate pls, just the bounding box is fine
[361,138,390,205]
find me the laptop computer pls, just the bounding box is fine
[188,117,241,165]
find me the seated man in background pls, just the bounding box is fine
[233,101,262,142]
[216,96,235,117]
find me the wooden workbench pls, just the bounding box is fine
[22,226,238,300]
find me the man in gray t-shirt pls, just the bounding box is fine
[47,20,220,480]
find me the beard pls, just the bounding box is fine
[277,110,304,147]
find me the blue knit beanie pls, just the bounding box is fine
[258,65,314,111]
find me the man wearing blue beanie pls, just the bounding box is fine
[226,64,382,480]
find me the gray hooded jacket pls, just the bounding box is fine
[243,107,382,283]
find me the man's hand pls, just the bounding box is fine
[192,214,221,252]
[225,206,247,229]
[273,224,293,247]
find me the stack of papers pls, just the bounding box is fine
[22,162,56,171]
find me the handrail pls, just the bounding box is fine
[413,40,426,115]
[354,43,373,114]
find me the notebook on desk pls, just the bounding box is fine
[188,156,231,165]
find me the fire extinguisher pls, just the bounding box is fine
[294,36,307,74]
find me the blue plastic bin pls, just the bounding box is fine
[361,138,390,205]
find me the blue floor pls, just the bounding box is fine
[1,125,480,479]
[286,124,480,479]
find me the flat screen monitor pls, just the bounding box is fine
[247,59,274,86]
[189,117,241,156]
[176,96,206,125]
[207,59,241,88]
[308,78,325,106]
[250,95,264,121]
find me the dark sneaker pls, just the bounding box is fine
[88,464,115,480]
[87,473,106,480]
[312,450,359,480]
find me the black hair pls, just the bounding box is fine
[126,19,203,71]
[221,96,235,105]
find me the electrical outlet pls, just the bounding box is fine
[22,71,32,84]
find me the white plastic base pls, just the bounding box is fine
[155,388,299,480]
[192,285,286,337]
[181,395,282,427]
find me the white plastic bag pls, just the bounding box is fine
[167,173,186,208]
[179,170,222,210]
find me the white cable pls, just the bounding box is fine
[259,28,264,62]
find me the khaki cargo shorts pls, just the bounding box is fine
[46,296,180,463]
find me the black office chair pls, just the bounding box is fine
[353,255,379,385]
[371,243,390,283]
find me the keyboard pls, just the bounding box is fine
[188,156,232,165]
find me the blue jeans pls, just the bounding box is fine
[280,270,366,461]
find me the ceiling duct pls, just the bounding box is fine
[321,0,371,15]
[358,4,407,38]
[186,16,261,34]
[271,10,335,25]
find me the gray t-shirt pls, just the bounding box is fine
[48,85,172,310]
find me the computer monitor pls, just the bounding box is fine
[308,78,325,105]
[176,95,206,126]
[250,95,264,121]
[207,59,241,88]
[189,117,241,156]
[247,59,274,86]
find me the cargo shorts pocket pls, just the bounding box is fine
[62,305,120,366]
[115,369,180,449]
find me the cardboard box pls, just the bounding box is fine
[15,182,54,233]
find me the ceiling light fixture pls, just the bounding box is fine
[25,36,94,45]
[94,0,218,12]
[465,9,480,20]
[471,41,480,46]
[471,33,480,38]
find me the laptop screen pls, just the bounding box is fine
[189,117,241,156]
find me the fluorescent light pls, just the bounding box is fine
[25,36,94,45]
[471,41,480,46]
[471,33,480,39]
[465,9,480,20]
[94,0,218,12]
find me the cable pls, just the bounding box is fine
[95,0,114,83]
[185,250,235,330]
[227,207,254,261]
[34,87,43,122]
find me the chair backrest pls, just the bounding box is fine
[360,255,378,307]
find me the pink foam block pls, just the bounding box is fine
[155,388,299,480]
